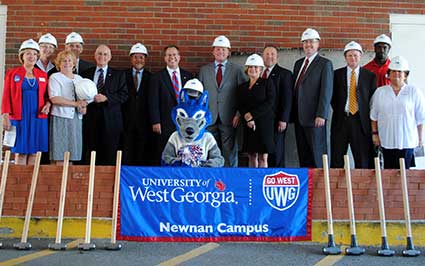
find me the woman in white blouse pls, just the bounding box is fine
[48,50,88,164]
[370,56,425,169]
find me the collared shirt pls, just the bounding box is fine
[166,66,181,91]
[344,66,360,112]
[364,58,391,87]
[94,65,108,86]
[215,60,228,75]
[263,64,276,78]
[49,72,84,119]
[36,59,55,73]
[295,52,318,83]
[370,84,425,149]
[132,67,144,91]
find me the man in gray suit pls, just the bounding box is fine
[291,28,333,168]
[199,35,248,167]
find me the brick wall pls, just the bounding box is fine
[1,165,424,220]
[2,0,425,73]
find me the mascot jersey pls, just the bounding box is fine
[161,87,224,167]
[162,131,223,167]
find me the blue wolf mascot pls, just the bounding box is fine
[162,78,224,167]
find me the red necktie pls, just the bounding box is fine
[172,71,179,99]
[216,64,223,87]
[295,58,309,90]
[262,68,269,79]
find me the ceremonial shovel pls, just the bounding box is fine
[78,151,96,250]
[322,154,341,255]
[105,150,123,250]
[343,155,365,255]
[374,157,395,256]
[0,151,11,248]
[399,158,420,257]
[49,152,70,250]
[14,152,42,250]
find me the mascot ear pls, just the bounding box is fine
[198,91,209,107]
[179,89,190,104]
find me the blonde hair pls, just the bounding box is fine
[54,50,77,71]
[244,65,264,75]
[18,49,39,64]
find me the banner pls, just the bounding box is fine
[117,167,312,242]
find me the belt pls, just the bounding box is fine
[344,111,358,117]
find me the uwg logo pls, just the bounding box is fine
[262,172,300,211]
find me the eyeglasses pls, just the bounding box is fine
[39,44,55,50]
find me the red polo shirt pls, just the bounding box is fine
[363,58,391,88]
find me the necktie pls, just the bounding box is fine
[295,58,309,90]
[216,63,223,87]
[133,70,140,92]
[171,71,179,99]
[97,68,104,93]
[348,70,358,115]
[262,68,269,79]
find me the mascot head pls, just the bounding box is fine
[171,78,212,141]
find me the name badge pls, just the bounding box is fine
[39,77,46,82]
[14,75,21,82]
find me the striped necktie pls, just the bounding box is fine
[97,68,105,93]
[348,70,358,115]
[172,71,179,99]
[295,58,309,90]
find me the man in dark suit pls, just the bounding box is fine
[262,45,293,167]
[148,45,192,165]
[199,35,247,167]
[291,28,333,168]
[81,45,128,165]
[122,43,152,166]
[331,41,377,168]
[64,32,94,75]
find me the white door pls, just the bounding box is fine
[391,14,425,169]
[0,5,7,151]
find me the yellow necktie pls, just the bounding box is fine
[349,70,358,115]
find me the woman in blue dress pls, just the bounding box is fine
[2,39,50,165]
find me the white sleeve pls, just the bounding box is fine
[369,89,380,121]
[414,87,425,125]
[48,74,62,98]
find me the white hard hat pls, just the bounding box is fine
[38,33,57,48]
[129,43,148,56]
[74,78,97,102]
[19,39,40,52]
[183,78,204,97]
[212,35,231,48]
[301,28,321,41]
[245,53,265,67]
[65,32,84,44]
[344,41,363,54]
[373,34,392,47]
[388,56,409,71]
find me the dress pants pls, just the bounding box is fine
[268,128,286,167]
[294,121,327,168]
[330,113,374,169]
[382,148,414,169]
[208,117,238,167]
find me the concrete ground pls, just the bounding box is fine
[0,238,424,266]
